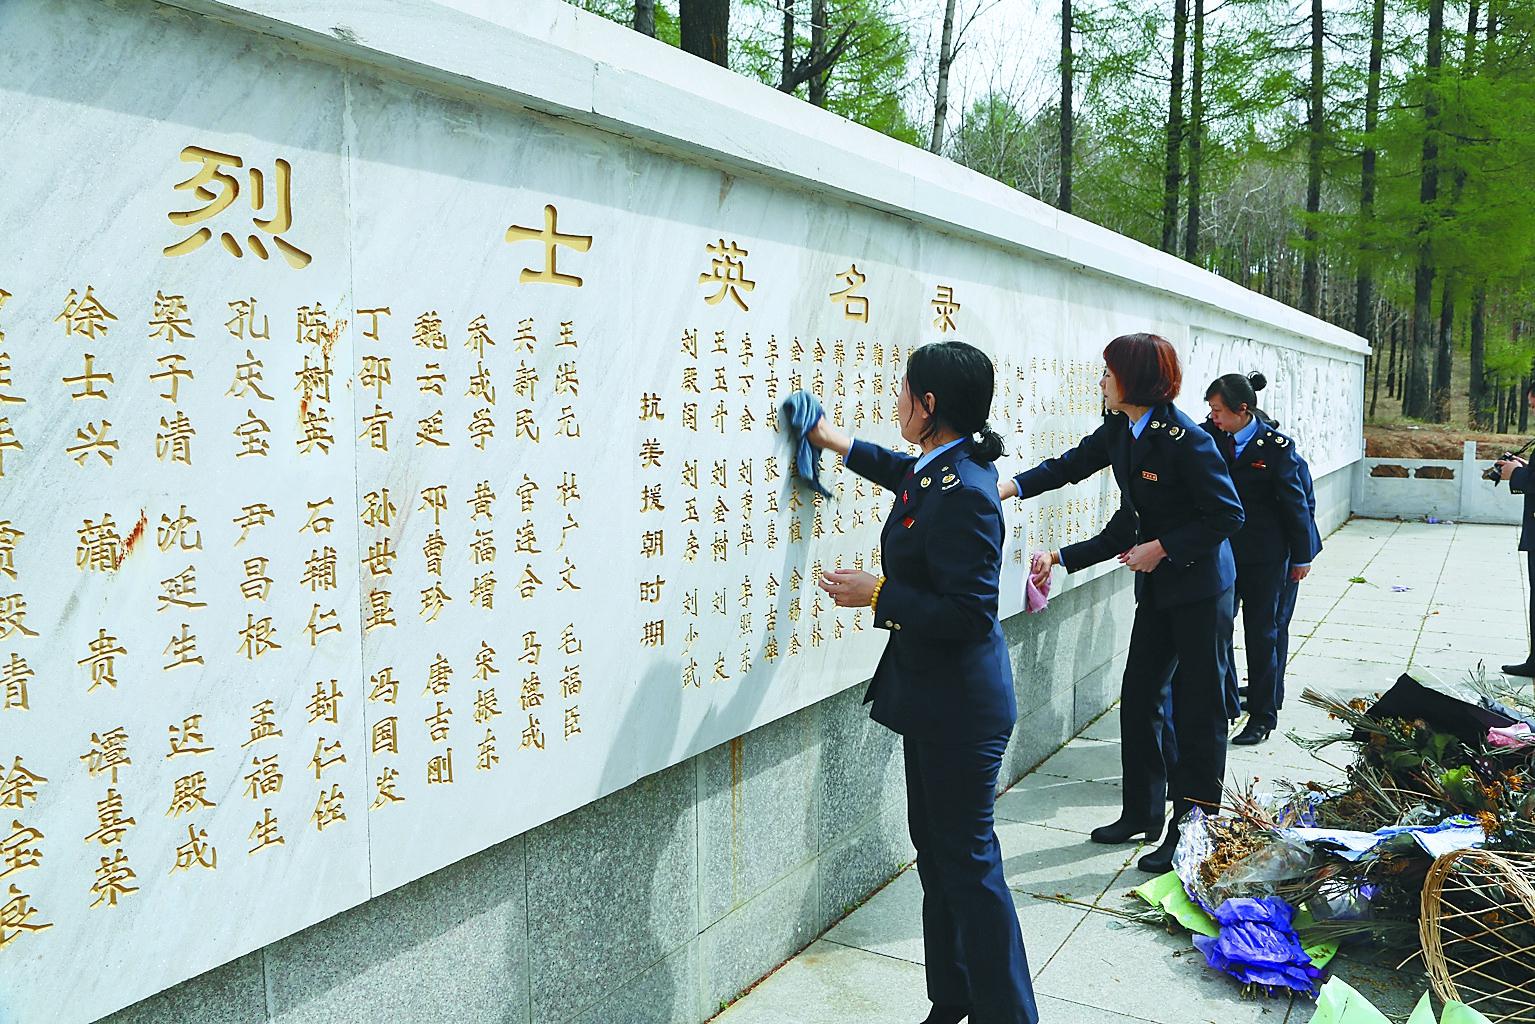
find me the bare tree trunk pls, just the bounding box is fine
[1299,0,1324,315]
[1386,315,1399,397]
[809,0,827,106]
[635,0,656,36]
[1405,0,1445,419]
[780,0,794,89]
[1434,282,1455,422]
[680,0,730,67]
[1059,0,1073,212]
[1184,0,1205,262]
[931,0,959,153]
[1521,377,1530,433]
[1470,290,1489,428]
[1353,0,1385,345]
[1160,0,1189,252]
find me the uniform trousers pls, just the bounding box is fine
[1120,586,1234,827]
[1274,568,1301,709]
[1232,559,1288,730]
[904,731,1038,1024]
[1525,550,1535,662]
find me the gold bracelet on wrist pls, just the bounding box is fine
[869,575,886,613]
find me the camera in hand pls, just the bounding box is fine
[1484,454,1517,484]
[1485,439,1535,484]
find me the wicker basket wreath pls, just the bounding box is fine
[1419,848,1535,1023]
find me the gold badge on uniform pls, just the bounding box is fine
[920,476,931,488]
[1141,470,1158,481]
[942,473,956,484]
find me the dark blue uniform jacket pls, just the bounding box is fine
[1199,418,1320,566]
[1012,403,1244,609]
[1506,464,1535,551]
[845,438,1016,743]
[1295,452,1323,563]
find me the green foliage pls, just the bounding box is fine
[567,0,682,47]
[736,0,922,145]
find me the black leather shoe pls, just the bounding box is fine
[1502,661,1535,677]
[918,1004,968,1024]
[1090,816,1163,844]
[1231,721,1272,746]
[1137,831,1179,873]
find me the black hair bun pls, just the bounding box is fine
[1247,371,1268,393]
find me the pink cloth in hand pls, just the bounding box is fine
[1025,558,1052,614]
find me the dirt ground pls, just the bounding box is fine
[1365,423,1532,460]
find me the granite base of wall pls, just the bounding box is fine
[98,567,1134,1024]
[1315,463,1355,538]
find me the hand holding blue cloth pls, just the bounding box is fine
[781,391,833,498]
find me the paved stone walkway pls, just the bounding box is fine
[714,519,1529,1024]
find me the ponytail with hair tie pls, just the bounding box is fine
[973,422,1006,465]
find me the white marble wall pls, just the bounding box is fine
[0,2,1363,1022]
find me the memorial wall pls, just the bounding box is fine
[0,2,1365,1022]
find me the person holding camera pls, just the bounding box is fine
[1496,382,1535,676]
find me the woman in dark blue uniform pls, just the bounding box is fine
[810,340,1038,1024]
[1202,373,1319,745]
[1000,333,1243,873]
[1254,406,1323,717]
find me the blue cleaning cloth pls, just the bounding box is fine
[781,391,833,498]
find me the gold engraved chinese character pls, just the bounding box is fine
[0,521,20,581]
[698,239,755,310]
[309,737,346,779]
[0,595,36,641]
[62,353,113,400]
[64,418,116,466]
[426,749,454,784]
[361,488,397,528]
[0,884,52,948]
[164,146,312,268]
[149,353,194,403]
[930,285,960,333]
[355,306,390,342]
[0,757,46,810]
[369,667,399,704]
[372,717,399,755]
[171,824,218,872]
[55,286,117,339]
[148,291,195,342]
[360,355,392,399]
[81,727,132,781]
[226,297,270,339]
[249,808,285,852]
[243,754,283,798]
[236,614,281,660]
[371,768,403,808]
[242,700,283,748]
[156,411,196,465]
[167,715,214,757]
[158,565,206,612]
[78,628,126,692]
[1,653,33,711]
[310,785,345,831]
[0,352,22,407]
[504,204,592,287]
[167,771,216,816]
[519,714,545,751]
[0,821,44,882]
[829,265,869,321]
[81,793,136,854]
